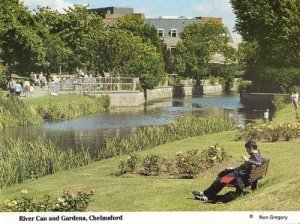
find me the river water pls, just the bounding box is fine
[0,93,268,154]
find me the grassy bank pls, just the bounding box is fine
[24,94,110,121]
[1,105,299,211]
[0,94,110,128]
[0,96,42,129]
[1,131,299,211]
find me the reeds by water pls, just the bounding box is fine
[98,115,235,160]
[0,138,91,188]
[0,96,42,129]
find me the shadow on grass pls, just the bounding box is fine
[191,191,250,204]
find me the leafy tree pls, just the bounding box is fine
[162,42,176,74]
[95,29,164,89]
[0,0,46,76]
[230,0,300,68]
[33,8,71,75]
[114,14,162,52]
[175,22,237,86]
[59,5,106,74]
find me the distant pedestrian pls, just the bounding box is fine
[263,109,269,122]
[7,78,16,94]
[14,82,22,96]
[23,81,31,97]
[291,88,299,111]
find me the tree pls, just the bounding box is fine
[0,0,46,76]
[162,42,176,74]
[59,5,106,74]
[95,28,164,89]
[230,0,300,68]
[175,22,237,86]
[113,14,162,53]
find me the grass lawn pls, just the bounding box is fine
[272,105,300,124]
[22,94,94,107]
[1,130,300,211]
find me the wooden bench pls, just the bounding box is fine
[247,158,270,190]
[226,158,270,194]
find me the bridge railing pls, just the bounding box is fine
[51,77,138,94]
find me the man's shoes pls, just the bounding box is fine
[192,190,208,201]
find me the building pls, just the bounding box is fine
[90,7,235,52]
[147,16,225,51]
[90,6,144,23]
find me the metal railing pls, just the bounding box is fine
[51,77,138,94]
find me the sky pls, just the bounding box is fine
[22,0,240,40]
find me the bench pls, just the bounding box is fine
[227,158,270,194]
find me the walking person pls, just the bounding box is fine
[291,88,299,111]
[263,109,269,122]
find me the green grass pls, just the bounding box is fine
[1,131,300,211]
[23,94,109,121]
[272,104,299,124]
[1,104,299,211]
[23,95,91,107]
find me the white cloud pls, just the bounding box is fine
[22,0,74,13]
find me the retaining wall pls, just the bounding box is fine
[240,91,289,107]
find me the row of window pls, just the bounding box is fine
[157,28,177,38]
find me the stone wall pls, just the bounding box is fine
[146,86,173,101]
[107,92,144,107]
[240,91,289,107]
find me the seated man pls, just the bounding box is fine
[192,140,264,201]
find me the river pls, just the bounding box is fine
[0,93,269,154]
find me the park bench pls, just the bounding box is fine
[226,158,270,195]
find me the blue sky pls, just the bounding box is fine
[23,0,237,32]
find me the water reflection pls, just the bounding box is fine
[0,94,268,153]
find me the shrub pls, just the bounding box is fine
[200,144,230,168]
[142,155,161,176]
[272,95,289,112]
[175,150,204,178]
[255,67,300,92]
[237,123,300,142]
[2,189,95,212]
[118,154,140,174]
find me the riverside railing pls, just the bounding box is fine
[51,77,138,95]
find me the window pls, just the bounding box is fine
[171,29,177,37]
[170,46,176,54]
[157,29,164,38]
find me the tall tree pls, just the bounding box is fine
[0,0,46,76]
[59,5,106,73]
[175,22,236,85]
[230,0,300,67]
[95,28,164,89]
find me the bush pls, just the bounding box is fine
[142,155,161,176]
[118,154,140,174]
[117,145,231,179]
[255,67,300,92]
[272,95,289,112]
[2,189,95,212]
[175,149,204,178]
[236,123,300,142]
